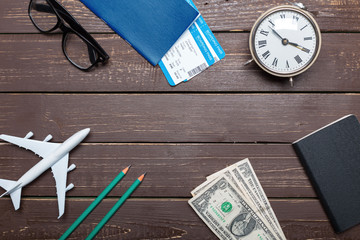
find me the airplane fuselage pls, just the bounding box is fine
[14,128,90,191]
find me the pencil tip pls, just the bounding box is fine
[138,172,147,181]
[123,165,131,174]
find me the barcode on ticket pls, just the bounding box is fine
[188,63,208,77]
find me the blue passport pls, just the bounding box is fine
[80,0,199,66]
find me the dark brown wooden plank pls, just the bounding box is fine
[1,0,360,33]
[0,94,358,143]
[0,143,313,198]
[0,33,359,92]
[1,1,357,239]
[1,198,359,239]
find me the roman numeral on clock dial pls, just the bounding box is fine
[294,55,303,64]
[260,30,269,36]
[272,58,278,67]
[262,50,270,59]
[258,40,267,48]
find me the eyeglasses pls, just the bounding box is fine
[28,0,109,71]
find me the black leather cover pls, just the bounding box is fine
[293,114,360,233]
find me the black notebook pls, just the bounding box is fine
[293,114,360,233]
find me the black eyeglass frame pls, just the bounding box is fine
[28,0,109,71]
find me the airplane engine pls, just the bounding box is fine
[24,132,33,139]
[67,164,76,172]
[66,183,74,192]
[43,134,52,142]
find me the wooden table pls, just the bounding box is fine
[1,0,360,239]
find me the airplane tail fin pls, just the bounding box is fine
[0,179,17,195]
[0,179,22,210]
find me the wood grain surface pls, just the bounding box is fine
[0,143,311,198]
[1,0,360,33]
[1,0,360,239]
[0,33,360,92]
[1,198,360,240]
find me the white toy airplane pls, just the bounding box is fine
[0,128,90,218]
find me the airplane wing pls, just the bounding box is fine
[0,134,60,158]
[51,154,72,219]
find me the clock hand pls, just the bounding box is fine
[269,27,293,46]
[288,41,311,53]
[269,26,311,53]
[269,27,284,40]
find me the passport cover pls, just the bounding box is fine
[292,114,360,233]
[79,0,199,66]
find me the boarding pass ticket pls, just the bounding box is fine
[159,0,225,86]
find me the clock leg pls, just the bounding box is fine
[244,59,254,66]
[289,77,294,87]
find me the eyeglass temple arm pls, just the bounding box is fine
[32,3,51,13]
[88,46,98,64]
[51,1,109,60]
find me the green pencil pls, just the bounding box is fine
[85,173,146,240]
[59,165,131,240]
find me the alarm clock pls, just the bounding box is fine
[248,3,321,86]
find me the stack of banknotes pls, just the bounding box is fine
[189,158,286,240]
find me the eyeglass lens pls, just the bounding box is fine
[29,0,58,32]
[64,32,99,69]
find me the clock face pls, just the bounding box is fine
[250,6,321,77]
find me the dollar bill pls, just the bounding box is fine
[189,175,278,240]
[189,158,286,240]
[205,162,280,239]
[231,159,285,239]
[192,167,247,198]
[199,161,277,228]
